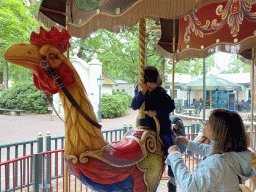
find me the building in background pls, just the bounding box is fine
[218,73,251,102]
[165,73,251,109]
[113,80,135,97]
[102,73,117,95]
[53,51,116,117]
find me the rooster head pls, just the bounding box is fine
[3,26,76,94]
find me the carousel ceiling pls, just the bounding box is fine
[38,0,256,61]
[38,0,256,36]
[157,0,256,61]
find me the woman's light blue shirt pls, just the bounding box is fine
[165,141,255,192]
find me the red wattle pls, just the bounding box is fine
[33,72,60,94]
[33,63,76,94]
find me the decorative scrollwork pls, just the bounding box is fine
[184,0,256,43]
[145,134,157,153]
[65,154,79,164]
[79,153,89,164]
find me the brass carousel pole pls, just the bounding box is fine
[250,47,255,148]
[171,19,176,116]
[249,47,255,190]
[64,1,70,191]
[136,17,146,128]
[203,58,206,122]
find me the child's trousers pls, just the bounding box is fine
[160,134,176,177]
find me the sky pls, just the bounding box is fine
[214,52,232,71]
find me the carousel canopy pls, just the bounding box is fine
[180,74,244,91]
[38,0,256,39]
[157,1,256,61]
[38,0,256,61]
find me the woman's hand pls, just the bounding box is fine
[175,136,189,145]
[168,145,180,154]
[139,82,147,95]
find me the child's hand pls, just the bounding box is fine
[175,136,189,145]
[139,82,147,95]
[168,145,180,154]
[146,110,157,117]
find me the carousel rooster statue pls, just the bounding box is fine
[3,27,186,192]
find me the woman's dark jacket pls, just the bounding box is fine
[131,87,175,135]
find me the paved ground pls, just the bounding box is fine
[0,108,139,145]
[1,109,183,191]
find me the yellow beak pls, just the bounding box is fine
[3,43,41,75]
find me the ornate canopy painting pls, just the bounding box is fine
[158,0,256,61]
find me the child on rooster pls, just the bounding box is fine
[131,66,177,192]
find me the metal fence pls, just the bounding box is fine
[0,138,41,191]
[1,122,255,192]
[0,133,205,192]
[0,125,131,192]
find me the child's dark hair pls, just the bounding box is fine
[208,109,249,155]
[144,66,162,86]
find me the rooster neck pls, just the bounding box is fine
[58,67,107,156]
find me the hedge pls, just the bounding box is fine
[0,81,49,114]
[101,91,133,118]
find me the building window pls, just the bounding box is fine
[117,89,119,92]
[122,89,125,92]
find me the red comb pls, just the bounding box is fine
[30,26,71,53]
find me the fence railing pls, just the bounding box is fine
[0,122,229,192]
[1,122,255,192]
[0,125,132,192]
[0,155,33,192]
[0,136,43,192]
[27,135,206,192]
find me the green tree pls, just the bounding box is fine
[70,18,218,82]
[26,0,42,19]
[172,55,216,76]
[221,54,250,74]
[70,29,140,82]
[70,19,167,83]
[0,0,39,83]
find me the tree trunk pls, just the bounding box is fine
[0,72,3,84]
[4,61,8,89]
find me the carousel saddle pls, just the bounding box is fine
[80,116,186,167]
[102,128,162,166]
[79,128,163,167]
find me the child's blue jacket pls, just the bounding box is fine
[165,141,255,192]
[131,86,175,135]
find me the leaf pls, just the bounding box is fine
[0,0,38,79]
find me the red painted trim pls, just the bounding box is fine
[0,155,33,166]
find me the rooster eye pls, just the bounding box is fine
[49,53,58,59]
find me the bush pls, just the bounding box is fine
[101,91,133,118]
[0,81,49,114]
